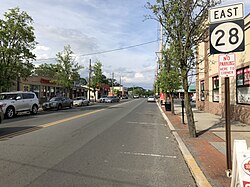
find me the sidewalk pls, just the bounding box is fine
[159,101,250,187]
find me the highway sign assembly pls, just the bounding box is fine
[209,3,244,55]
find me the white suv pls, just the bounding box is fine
[0,91,39,118]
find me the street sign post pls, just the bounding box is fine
[208,3,245,175]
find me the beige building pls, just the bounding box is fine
[196,14,250,125]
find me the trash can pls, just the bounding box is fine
[165,102,171,111]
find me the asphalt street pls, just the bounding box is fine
[0,98,196,187]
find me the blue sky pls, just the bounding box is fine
[0,0,249,89]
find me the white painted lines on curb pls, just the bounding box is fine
[156,101,212,187]
[120,152,177,159]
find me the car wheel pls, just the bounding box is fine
[57,104,62,110]
[5,106,15,118]
[87,102,89,106]
[31,104,38,115]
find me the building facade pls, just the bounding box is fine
[19,76,88,104]
[196,14,250,125]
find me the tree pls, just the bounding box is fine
[0,7,37,92]
[55,45,82,98]
[34,63,57,78]
[91,61,103,101]
[147,0,221,137]
[158,45,182,114]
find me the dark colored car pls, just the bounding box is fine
[42,97,73,111]
[121,95,128,99]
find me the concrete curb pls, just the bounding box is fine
[157,101,212,187]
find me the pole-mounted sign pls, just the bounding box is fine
[208,3,245,174]
[209,3,245,55]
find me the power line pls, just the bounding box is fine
[35,40,159,62]
[78,40,159,56]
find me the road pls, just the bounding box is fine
[0,98,196,187]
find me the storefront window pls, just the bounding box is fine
[236,67,250,105]
[212,76,219,102]
[200,80,205,101]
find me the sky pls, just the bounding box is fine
[0,0,249,90]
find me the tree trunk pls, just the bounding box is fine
[170,92,175,114]
[183,75,197,137]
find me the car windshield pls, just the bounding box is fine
[0,94,18,100]
[50,97,61,101]
[149,96,154,98]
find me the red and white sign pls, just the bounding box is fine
[218,53,236,77]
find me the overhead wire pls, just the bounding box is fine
[35,40,159,62]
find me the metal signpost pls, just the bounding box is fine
[209,3,245,174]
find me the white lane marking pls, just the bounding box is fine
[127,121,165,126]
[166,137,169,139]
[120,152,177,159]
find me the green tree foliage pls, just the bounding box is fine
[0,7,37,92]
[34,63,57,78]
[55,45,82,97]
[158,44,182,113]
[147,0,220,137]
[91,61,103,101]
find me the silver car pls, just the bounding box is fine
[73,97,90,106]
[42,97,73,110]
[105,96,120,103]
[0,92,39,118]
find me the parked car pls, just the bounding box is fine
[73,97,89,106]
[147,96,156,102]
[0,91,39,118]
[105,96,120,103]
[121,95,128,99]
[0,104,4,124]
[42,97,73,110]
[99,95,107,103]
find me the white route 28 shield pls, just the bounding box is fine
[210,19,245,54]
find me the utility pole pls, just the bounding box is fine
[111,72,114,96]
[88,59,91,101]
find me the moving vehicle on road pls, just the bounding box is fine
[105,96,120,103]
[0,91,39,118]
[42,97,73,111]
[73,97,89,106]
[147,96,156,102]
[133,95,139,99]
